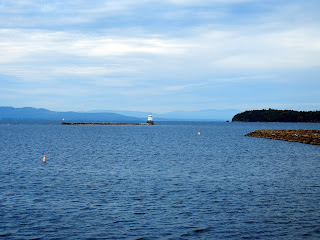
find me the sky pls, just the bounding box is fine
[0,0,320,113]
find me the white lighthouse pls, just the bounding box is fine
[147,113,154,125]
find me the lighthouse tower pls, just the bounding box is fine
[147,113,154,125]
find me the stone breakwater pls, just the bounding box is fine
[245,129,320,145]
[61,122,152,125]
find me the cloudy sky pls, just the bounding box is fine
[0,0,319,112]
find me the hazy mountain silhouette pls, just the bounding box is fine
[1,107,240,121]
[0,107,142,122]
[88,109,241,121]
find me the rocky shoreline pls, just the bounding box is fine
[245,129,320,145]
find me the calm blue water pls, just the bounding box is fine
[1,121,320,239]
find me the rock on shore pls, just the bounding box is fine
[245,129,320,145]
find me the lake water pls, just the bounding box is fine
[1,121,320,239]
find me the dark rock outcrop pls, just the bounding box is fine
[245,129,320,145]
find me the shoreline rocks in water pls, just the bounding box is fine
[245,129,320,145]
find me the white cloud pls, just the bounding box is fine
[180,27,320,71]
[0,29,185,81]
[0,29,184,60]
[1,0,320,112]
[165,0,255,5]
[1,23,320,83]
[71,38,184,57]
[50,66,135,76]
[217,29,320,70]
[213,75,274,83]
[90,78,134,87]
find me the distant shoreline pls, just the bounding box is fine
[233,109,320,122]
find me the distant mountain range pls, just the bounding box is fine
[155,109,240,121]
[0,107,241,121]
[87,109,241,121]
[0,107,142,122]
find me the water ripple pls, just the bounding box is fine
[0,122,320,239]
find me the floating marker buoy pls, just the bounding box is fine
[198,132,201,136]
[43,155,46,163]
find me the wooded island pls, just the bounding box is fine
[232,109,320,122]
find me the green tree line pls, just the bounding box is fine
[232,109,320,122]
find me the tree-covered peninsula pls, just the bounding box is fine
[232,109,320,122]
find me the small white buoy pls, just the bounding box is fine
[198,132,201,136]
[43,155,46,163]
